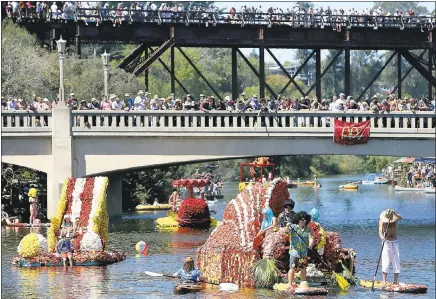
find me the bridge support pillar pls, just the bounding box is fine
[48,104,73,218]
[232,47,238,101]
[259,46,265,99]
[107,173,123,220]
[170,46,175,94]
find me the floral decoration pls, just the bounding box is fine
[48,179,71,253]
[307,221,327,251]
[177,198,211,227]
[79,178,95,227]
[91,177,109,245]
[71,178,86,221]
[80,231,104,252]
[17,233,41,258]
[65,178,76,215]
[197,179,289,288]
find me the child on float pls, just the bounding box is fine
[286,211,314,287]
[57,214,74,267]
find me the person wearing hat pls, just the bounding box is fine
[134,90,149,110]
[27,184,38,225]
[173,257,201,283]
[67,93,78,110]
[124,93,134,110]
[379,209,403,285]
[278,199,297,228]
[57,214,75,267]
[286,211,313,287]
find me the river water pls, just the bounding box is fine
[2,174,435,298]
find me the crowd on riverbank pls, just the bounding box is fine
[2,91,435,113]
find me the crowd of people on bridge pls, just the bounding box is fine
[4,2,435,30]
[2,91,435,114]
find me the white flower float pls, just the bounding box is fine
[80,231,104,252]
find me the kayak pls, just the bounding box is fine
[424,187,435,194]
[273,283,328,295]
[360,280,427,294]
[174,282,204,295]
[135,204,172,211]
[156,216,220,230]
[394,186,425,192]
[339,184,358,190]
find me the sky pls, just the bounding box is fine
[213,1,436,63]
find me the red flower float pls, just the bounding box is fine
[172,180,180,188]
[65,178,76,215]
[79,178,94,228]
[177,198,210,228]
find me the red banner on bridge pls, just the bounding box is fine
[334,119,371,145]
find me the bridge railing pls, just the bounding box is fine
[70,111,436,135]
[14,8,436,30]
[1,111,52,132]
[2,111,434,136]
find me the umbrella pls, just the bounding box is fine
[393,157,415,163]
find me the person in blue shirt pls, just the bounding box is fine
[255,206,278,239]
[173,257,201,283]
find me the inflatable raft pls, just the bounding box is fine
[274,283,328,295]
[394,186,425,192]
[174,282,204,295]
[424,187,435,194]
[360,280,427,294]
[135,204,172,211]
[339,184,359,190]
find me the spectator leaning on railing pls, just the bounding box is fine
[2,89,435,115]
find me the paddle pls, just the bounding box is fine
[288,224,350,291]
[371,217,391,291]
[144,271,239,291]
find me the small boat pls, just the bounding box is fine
[287,183,298,188]
[273,283,328,295]
[295,181,316,186]
[360,280,427,294]
[362,176,389,185]
[339,184,358,190]
[424,187,435,194]
[135,204,172,211]
[4,222,51,228]
[394,186,425,192]
[174,282,204,295]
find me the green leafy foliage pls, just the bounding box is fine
[252,258,281,288]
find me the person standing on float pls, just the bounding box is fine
[27,184,38,225]
[379,209,403,285]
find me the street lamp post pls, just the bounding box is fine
[101,50,110,98]
[56,36,66,104]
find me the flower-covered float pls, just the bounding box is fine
[156,179,220,230]
[196,178,356,289]
[11,177,126,267]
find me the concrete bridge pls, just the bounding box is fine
[2,105,435,218]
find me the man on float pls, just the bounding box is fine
[278,199,297,228]
[379,209,403,285]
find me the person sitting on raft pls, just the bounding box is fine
[278,199,297,228]
[57,214,75,267]
[255,206,278,239]
[173,257,202,283]
[153,198,159,206]
[286,211,313,287]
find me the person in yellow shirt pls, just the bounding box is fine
[27,184,38,225]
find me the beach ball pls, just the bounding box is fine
[135,241,149,255]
